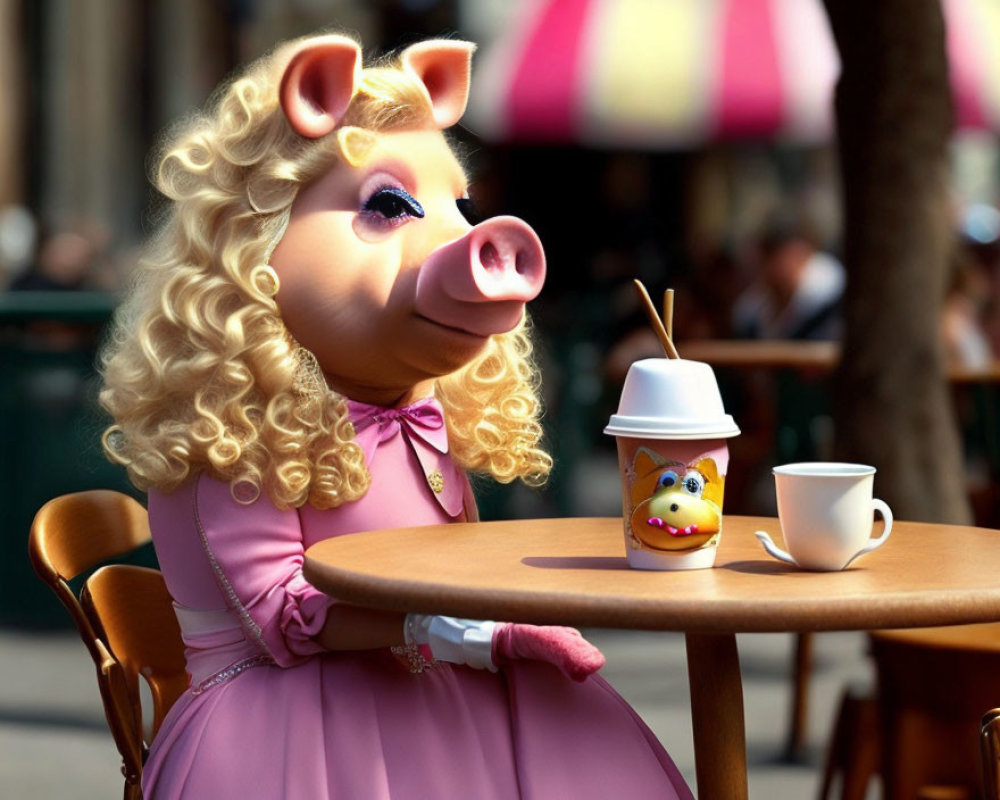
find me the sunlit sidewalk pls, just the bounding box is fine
[0,626,874,798]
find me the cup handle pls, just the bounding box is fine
[754,530,799,566]
[843,498,894,568]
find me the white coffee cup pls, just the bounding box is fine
[755,463,893,571]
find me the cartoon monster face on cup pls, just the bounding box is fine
[628,447,724,552]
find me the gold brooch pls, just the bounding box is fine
[427,470,444,493]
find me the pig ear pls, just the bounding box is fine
[400,40,475,129]
[632,447,667,479]
[280,35,362,139]
[690,457,720,484]
[692,458,725,505]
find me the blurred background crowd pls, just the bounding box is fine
[1,0,1000,627]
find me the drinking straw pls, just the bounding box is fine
[633,279,680,358]
[663,288,675,340]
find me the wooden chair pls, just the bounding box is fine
[872,624,1000,800]
[820,624,1000,800]
[981,707,1000,800]
[818,685,880,800]
[28,490,187,800]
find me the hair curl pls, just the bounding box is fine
[100,35,552,510]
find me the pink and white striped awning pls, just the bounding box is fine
[464,0,1000,147]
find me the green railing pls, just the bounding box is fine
[0,292,154,627]
[0,290,119,321]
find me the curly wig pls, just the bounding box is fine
[99,35,552,510]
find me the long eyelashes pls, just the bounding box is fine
[359,184,479,232]
[361,187,425,224]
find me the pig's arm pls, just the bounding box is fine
[189,474,602,676]
[251,578,604,681]
[313,603,607,685]
[323,482,604,679]
[184,474,405,661]
[404,614,605,681]
[312,583,604,680]
[314,605,406,650]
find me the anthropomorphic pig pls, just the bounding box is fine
[99,33,693,799]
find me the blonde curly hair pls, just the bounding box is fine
[100,35,552,510]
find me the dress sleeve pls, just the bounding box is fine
[193,474,336,667]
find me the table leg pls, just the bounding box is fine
[785,632,814,760]
[686,632,748,799]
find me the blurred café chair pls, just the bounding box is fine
[817,684,879,800]
[820,624,1000,800]
[28,490,187,800]
[982,707,1000,800]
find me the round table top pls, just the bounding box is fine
[303,515,1000,633]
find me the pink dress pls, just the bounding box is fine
[141,398,692,799]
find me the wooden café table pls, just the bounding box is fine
[304,515,1000,799]
[679,338,1000,384]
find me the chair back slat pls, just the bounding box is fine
[28,490,152,664]
[29,490,150,582]
[83,565,188,739]
[94,638,146,779]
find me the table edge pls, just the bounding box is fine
[303,516,1000,633]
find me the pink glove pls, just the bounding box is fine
[491,623,605,682]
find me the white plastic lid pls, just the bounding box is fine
[604,414,740,439]
[603,358,741,440]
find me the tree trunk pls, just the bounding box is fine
[823,0,972,523]
[0,0,25,205]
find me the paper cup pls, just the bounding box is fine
[605,359,740,570]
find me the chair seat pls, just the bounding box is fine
[872,623,1000,653]
[872,624,1000,719]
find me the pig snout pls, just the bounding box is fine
[414,216,546,337]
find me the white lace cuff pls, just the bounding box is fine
[404,613,497,671]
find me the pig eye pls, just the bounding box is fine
[682,471,705,496]
[362,187,425,223]
[457,197,481,225]
[657,470,678,489]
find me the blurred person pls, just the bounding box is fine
[5,225,110,351]
[9,228,96,292]
[732,213,844,341]
[0,204,38,288]
[986,297,1000,360]
[946,205,1000,526]
[956,204,1000,364]
[727,214,845,514]
[942,249,994,369]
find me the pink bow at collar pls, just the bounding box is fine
[348,396,449,460]
[347,395,466,519]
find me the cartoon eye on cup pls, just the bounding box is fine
[658,470,678,489]
[682,470,704,497]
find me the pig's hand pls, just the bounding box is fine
[403,615,605,681]
[491,623,605,682]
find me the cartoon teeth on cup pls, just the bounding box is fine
[604,283,740,570]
